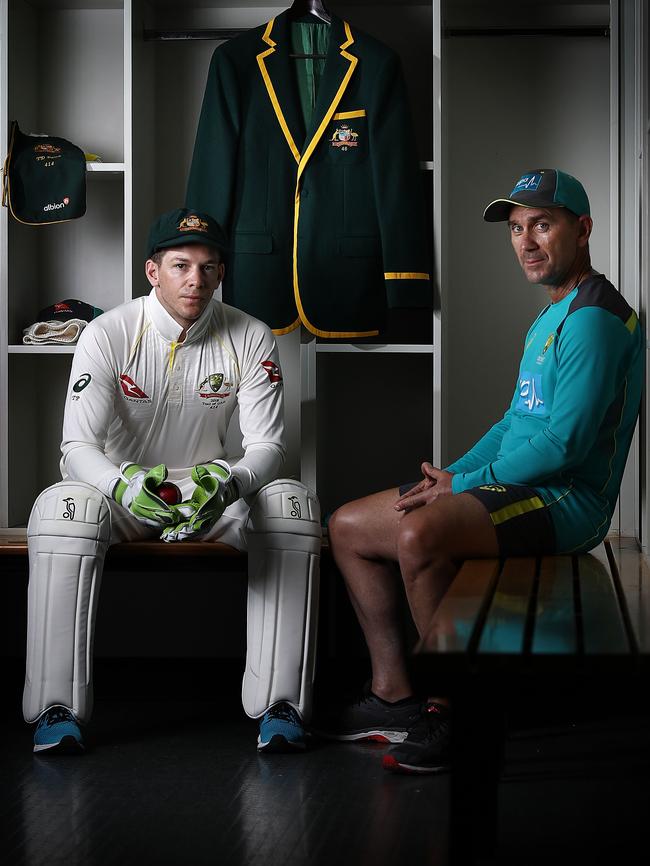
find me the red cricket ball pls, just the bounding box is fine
[156,481,182,505]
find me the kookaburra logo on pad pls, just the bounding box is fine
[62,498,76,520]
[287,496,302,519]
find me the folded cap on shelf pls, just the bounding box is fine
[36,299,104,323]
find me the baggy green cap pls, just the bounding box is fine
[2,121,86,225]
[146,208,228,259]
[483,169,591,222]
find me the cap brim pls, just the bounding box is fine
[483,199,520,222]
[483,198,569,222]
[153,234,228,255]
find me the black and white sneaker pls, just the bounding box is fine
[382,702,451,774]
[313,685,422,743]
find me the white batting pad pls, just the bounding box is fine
[23,482,111,723]
[242,480,321,720]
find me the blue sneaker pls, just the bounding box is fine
[257,702,306,752]
[33,706,85,754]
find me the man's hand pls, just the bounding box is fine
[161,461,238,542]
[113,463,178,527]
[394,462,454,513]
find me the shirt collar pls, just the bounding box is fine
[145,287,216,343]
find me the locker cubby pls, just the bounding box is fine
[8,352,72,526]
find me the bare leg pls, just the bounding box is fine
[328,489,412,701]
[397,492,499,638]
[329,489,499,702]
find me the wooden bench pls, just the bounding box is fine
[0,534,245,561]
[412,537,650,864]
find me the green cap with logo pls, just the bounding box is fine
[146,207,228,259]
[483,169,591,222]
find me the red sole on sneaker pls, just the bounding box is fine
[382,754,448,775]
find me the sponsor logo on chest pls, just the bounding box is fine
[517,372,545,414]
[119,374,151,403]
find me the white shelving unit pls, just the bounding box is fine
[0,0,439,529]
[0,0,128,528]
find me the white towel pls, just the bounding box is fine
[23,319,88,345]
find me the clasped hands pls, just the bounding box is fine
[112,461,238,542]
[394,462,454,513]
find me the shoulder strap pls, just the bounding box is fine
[2,120,18,209]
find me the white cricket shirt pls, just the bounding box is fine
[61,288,286,499]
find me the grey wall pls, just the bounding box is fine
[443,34,611,464]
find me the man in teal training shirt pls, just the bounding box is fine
[322,168,644,774]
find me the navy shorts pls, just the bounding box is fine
[399,480,557,556]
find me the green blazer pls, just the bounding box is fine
[187,11,431,338]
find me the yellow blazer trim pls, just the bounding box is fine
[292,184,378,339]
[625,311,638,334]
[272,318,301,336]
[384,272,430,280]
[292,21,372,337]
[257,19,301,165]
[296,21,358,184]
[333,109,366,120]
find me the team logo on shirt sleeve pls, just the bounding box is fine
[261,360,282,388]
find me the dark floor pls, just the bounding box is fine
[1,660,649,866]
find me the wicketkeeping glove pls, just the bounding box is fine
[112,462,177,527]
[161,461,239,542]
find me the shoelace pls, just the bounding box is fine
[266,703,299,724]
[41,707,74,727]
[405,703,449,743]
[423,704,450,741]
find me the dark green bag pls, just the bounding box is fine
[2,121,86,224]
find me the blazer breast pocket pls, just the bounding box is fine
[325,110,368,163]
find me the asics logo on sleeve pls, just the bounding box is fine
[517,373,545,414]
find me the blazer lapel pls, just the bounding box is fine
[256,14,306,165]
[298,16,358,182]
[256,13,358,176]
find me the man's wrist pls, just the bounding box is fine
[225,478,240,507]
[112,477,127,504]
